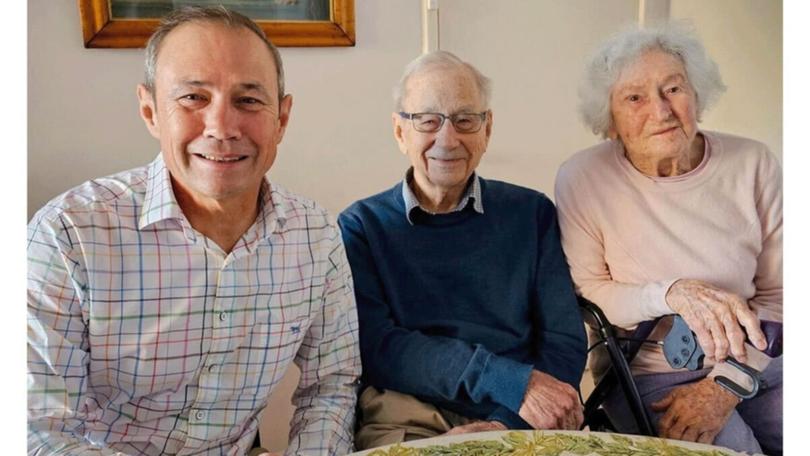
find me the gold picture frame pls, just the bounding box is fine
[78,0,355,48]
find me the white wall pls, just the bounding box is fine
[28,0,782,451]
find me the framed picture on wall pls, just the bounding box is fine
[78,0,355,48]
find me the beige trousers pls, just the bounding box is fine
[354,387,472,451]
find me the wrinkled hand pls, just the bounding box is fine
[651,378,740,444]
[666,279,766,362]
[518,370,583,430]
[443,420,507,436]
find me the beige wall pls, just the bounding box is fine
[28,0,781,452]
[671,0,782,157]
[438,0,640,198]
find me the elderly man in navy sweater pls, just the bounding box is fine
[338,51,587,450]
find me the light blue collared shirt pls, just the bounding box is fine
[401,168,484,225]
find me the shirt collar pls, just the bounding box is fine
[138,155,287,242]
[401,168,484,225]
[139,154,187,230]
[250,179,289,241]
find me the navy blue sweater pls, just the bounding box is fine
[338,178,587,429]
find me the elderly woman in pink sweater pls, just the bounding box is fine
[555,23,782,454]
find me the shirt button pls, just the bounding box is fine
[194,409,206,421]
[218,311,228,322]
[207,364,219,373]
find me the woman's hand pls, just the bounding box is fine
[665,279,766,362]
[651,378,739,444]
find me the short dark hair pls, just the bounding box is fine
[143,5,285,102]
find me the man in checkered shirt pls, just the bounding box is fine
[27,6,360,456]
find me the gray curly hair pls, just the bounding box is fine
[143,5,285,102]
[578,21,726,138]
[393,50,492,111]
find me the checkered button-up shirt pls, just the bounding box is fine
[27,156,361,456]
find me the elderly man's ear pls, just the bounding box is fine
[137,84,160,140]
[392,112,408,155]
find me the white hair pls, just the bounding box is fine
[393,50,492,111]
[578,21,726,138]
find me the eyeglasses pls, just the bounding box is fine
[398,111,488,133]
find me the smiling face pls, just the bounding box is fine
[609,49,700,167]
[393,65,492,199]
[137,21,292,208]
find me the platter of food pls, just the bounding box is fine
[349,430,750,456]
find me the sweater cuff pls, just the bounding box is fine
[486,405,530,430]
[648,278,680,319]
[706,343,772,394]
[481,355,533,414]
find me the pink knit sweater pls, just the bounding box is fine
[555,131,782,382]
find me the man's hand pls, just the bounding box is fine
[651,377,740,444]
[517,370,583,430]
[443,420,507,436]
[666,279,767,362]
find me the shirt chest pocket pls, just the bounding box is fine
[249,278,319,355]
[251,315,309,350]
[237,315,311,390]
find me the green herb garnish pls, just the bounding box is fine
[365,431,733,456]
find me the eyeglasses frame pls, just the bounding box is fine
[397,111,489,133]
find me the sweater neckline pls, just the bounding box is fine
[393,180,483,227]
[408,204,480,226]
[613,131,722,192]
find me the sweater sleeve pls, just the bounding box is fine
[528,199,588,389]
[748,150,782,320]
[708,148,783,389]
[486,406,530,429]
[554,161,675,330]
[338,210,532,416]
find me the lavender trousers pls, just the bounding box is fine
[603,356,782,455]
